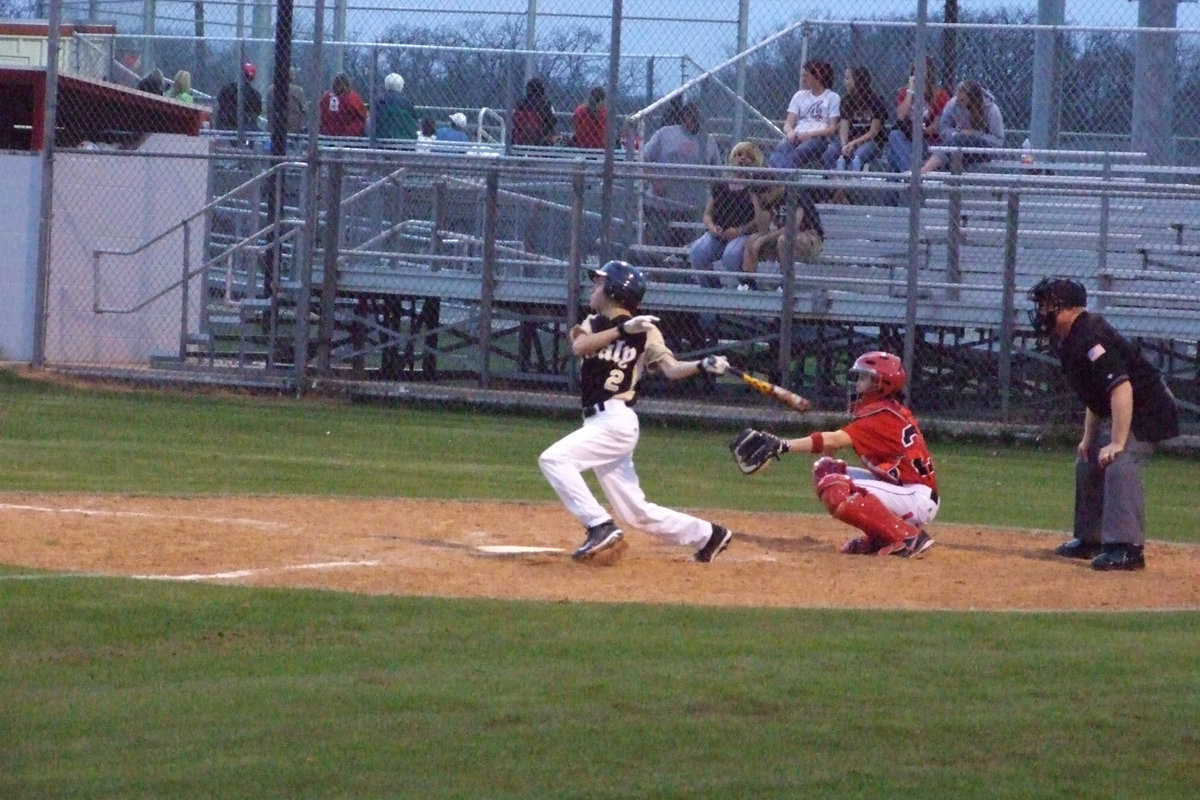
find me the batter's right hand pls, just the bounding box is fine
[621,315,660,334]
[701,355,729,375]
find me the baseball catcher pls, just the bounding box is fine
[728,351,939,558]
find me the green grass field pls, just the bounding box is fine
[2,371,1198,798]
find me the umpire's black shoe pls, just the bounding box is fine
[695,524,733,563]
[573,520,623,560]
[1091,543,1146,571]
[1054,538,1103,560]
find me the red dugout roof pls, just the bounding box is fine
[0,66,206,150]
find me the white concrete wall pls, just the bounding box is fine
[0,154,39,361]
[46,134,210,365]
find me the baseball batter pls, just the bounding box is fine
[538,260,734,562]
[1028,277,1180,570]
[731,351,937,557]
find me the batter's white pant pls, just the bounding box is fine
[846,467,940,528]
[538,400,712,547]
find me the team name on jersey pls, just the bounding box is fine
[596,340,640,369]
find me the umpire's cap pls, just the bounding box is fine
[588,260,646,310]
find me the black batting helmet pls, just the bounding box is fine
[1027,276,1086,336]
[588,260,646,310]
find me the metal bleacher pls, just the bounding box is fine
[178,141,1200,421]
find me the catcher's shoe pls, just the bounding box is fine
[573,520,623,560]
[694,524,733,563]
[840,535,883,555]
[890,530,935,559]
[1054,537,1102,560]
[1090,543,1145,571]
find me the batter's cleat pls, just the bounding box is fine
[840,535,883,555]
[890,530,935,558]
[1091,543,1145,571]
[694,524,733,563]
[573,520,623,560]
[1054,537,1103,560]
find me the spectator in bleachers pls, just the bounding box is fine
[137,68,166,95]
[435,112,471,143]
[370,72,417,141]
[885,57,951,173]
[640,98,723,250]
[266,66,307,135]
[688,141,771,289]
[319,72,368,138]
[739,187,824,291]
[416,117,438,151]
[768,60,840,170]
[166,70,193,104]
[512,77,559,146]
[215,63,263,132]
[572,86,607,149]
[919,80,1005,174]
[824,67,887,172]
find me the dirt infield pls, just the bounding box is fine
[2,494,1198,611]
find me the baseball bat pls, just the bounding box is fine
[725,367,811,413]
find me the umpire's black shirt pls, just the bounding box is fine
[1059,311,1179,443]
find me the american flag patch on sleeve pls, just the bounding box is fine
[1087,344,1106,362]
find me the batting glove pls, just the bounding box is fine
[619,315,660,334]
[701,355,729,375]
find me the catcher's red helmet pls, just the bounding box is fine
[849,351,906,408]
[242,62,257,80]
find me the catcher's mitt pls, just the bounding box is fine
[729,427,788,475]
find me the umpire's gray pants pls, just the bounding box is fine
[1074,428,1152,546]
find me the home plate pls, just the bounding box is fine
[476,545,566,556]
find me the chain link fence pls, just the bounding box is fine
[4,2,1199,431]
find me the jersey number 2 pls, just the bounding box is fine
[604,368,625,392]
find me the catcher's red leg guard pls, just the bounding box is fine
[815,474,919,551]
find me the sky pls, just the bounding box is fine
[54,1,1200,70]
[58,1,1200,38]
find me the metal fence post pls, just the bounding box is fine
[777,185,796,385]
[478,168,499,388]
[317,161,343,376]
[1000,189,1020,419]
[567,165,585,393]
[178,221,190,360]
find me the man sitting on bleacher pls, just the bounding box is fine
[641,99,723,252]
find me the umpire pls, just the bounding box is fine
[1028,277,1179,571]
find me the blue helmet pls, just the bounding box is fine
[588,260,646,310]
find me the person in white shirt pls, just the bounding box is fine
[768,60,841,170]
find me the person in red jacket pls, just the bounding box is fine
[319,72,367,137]
[571,86,607,148]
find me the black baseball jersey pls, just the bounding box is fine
[574,314,670,408]
[1059,312,1179,443]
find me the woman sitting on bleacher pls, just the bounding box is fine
[885,57,951,173]
[688,142,771,289]
[919,80,1005,174]
[824,67,888,172]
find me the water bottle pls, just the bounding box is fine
[1020,137,1034,165]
